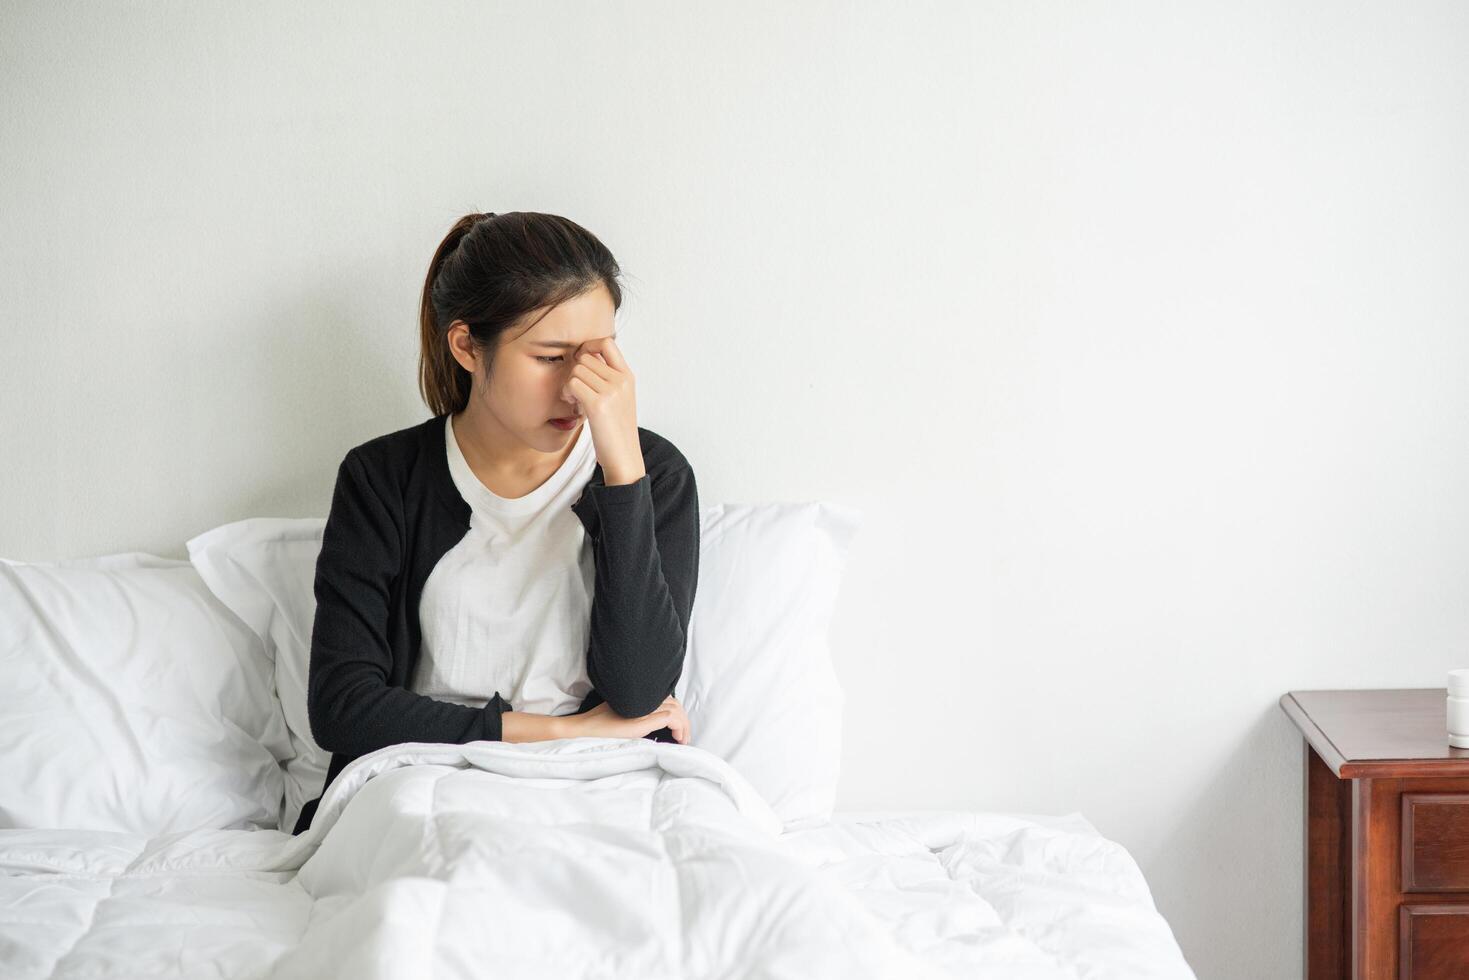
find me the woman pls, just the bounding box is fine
[291,211,699,836]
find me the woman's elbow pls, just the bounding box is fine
[604,691,668,720]
[602,658,685,719]
[306,686,346,754]
[306,712,338,755]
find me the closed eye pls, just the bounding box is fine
[535,355,564,363]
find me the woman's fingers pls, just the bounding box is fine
[578,336,631,375]
[666,702,690,744]
[642,696,690,743]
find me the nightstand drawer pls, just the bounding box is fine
[1402,794,1469,892]
[1399,905,1469,979]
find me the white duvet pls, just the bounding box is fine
[0,738,1196,979]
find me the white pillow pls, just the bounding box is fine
[186,502,861,830]
[0,552,292,835]
[676,502,861,829]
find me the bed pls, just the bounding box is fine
[0,505,1197,979]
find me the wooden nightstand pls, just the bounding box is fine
[1281,689,1469,980]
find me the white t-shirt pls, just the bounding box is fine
[412,413,599,716]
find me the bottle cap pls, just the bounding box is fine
[1449,669,1469,698]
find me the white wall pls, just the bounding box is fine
[4,2,1467,976]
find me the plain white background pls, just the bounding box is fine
[3,2,1467,977]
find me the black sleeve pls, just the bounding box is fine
[572,454,700,720]
[306,448,511,757]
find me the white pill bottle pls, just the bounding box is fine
[1448,669,1469,748]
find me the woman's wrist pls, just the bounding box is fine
[555,711,582,739]
[502,709,577,743]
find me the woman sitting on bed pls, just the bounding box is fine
[292,211,699,836]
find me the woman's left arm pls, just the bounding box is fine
[570,455,700,720]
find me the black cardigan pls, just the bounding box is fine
[291,413,700,835]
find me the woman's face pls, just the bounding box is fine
[449,283,617,455]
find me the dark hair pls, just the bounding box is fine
[417,211,624,417]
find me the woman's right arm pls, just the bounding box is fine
[501,699,688,743]
[308,448,569,753]
[501,711,567,742]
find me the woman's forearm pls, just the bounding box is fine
[500,710,570,743]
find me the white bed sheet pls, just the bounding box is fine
[0,740,1196,980]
